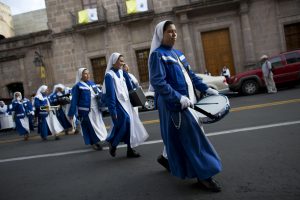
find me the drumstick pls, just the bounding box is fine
[195,102,218,105]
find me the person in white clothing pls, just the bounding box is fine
[260,55,277,94]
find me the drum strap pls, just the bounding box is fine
[171,51,200,101]
[192,106,219,120]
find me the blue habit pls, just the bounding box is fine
[104,68,133,147]
[149,45,222,180]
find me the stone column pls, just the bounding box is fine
[179,13,197,70]
[240,0,256,65]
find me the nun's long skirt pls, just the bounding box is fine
[157,96,222,180]
[15,117,30,136]
[38,112,64,139]
[80,106,107,145]
[56,108,72,130]
[106,102,130,147]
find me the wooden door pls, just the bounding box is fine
[90,57,107,84]
[201,28,235,76]
[284,22,300,51]
[136,49,150,83]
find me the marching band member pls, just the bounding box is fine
[9,92,31,140]
[68,68,107,150]
[49,84,73,135]
[149,20,222,192]
[0,101,8,130]
[103,53,148,158]
[0,101,7,115]
[34,85,64,140]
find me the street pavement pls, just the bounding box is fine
[0,85,300,200]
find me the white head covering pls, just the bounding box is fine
[52,83,65,93]
[148,20,169,91]
[35,85,48,101]
[102,52,122,94]
[13,92,22,101]
[260,55,268,61]
[75,67,88,84]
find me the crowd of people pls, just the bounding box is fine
[0,20,228,193]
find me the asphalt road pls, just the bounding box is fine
[0,85,300,200]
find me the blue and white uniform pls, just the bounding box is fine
[68,68,107,145]
[49,84,73,131]
[10,93,30,136]
[103,53,148,149]
[34,85,64,140]
[149,42,222,179]
[22,98,35,131]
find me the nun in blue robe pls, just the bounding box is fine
[103,53,148,158]
[34,85,64,140]
[9,92,30,140]
[68,68,108,150]
[49,84,73,134]
[149,20,222,192]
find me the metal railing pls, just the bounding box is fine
[188,0,236,4]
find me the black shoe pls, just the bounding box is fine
[55,136,60,140]
[127,148,140,158]
[24,134,29,141]
[92,143,103,151]
[109,143,116,157]
[157,155,170,172]
[197,177,222,192]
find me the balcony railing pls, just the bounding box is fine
[174,0,240,14]
[117,0,155,22]
[70,5,107,33]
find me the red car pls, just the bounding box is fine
[228,50,300,95]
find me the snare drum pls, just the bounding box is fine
[194,95,230,124]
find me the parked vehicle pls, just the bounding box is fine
[144,74,229,110]
[228,50,300,95]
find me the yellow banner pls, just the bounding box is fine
[78,9,89,24]
[40,66,46,79]
[126,0,137,14]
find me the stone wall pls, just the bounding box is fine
[1,0,300,98]
[13,9,48,36]
[0,2,14,38]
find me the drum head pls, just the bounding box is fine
[195,95,230,118]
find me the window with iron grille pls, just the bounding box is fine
[82,0,97,9]
[135,49,150,83]
[90,57,107,84]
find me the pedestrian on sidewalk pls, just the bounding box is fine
[261,55,277,94]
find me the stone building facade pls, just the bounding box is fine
[0,2,14,39]
[13,9,48,36]
[0,0,300,99]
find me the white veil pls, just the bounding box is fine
[102,52,121,94]
[52,83,65,93]
[35,85,48,101]
[148,20,168,92]
[75,68,87,84]
[13,92,22,101]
